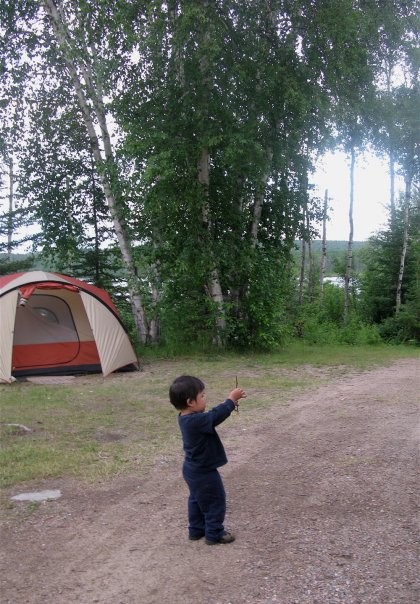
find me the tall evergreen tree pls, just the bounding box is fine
[361,192,419,341]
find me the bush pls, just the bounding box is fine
[292,289,381,345]
[379,312,420,345]
[339,318,382,345]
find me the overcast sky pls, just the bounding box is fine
[311,151,404,241]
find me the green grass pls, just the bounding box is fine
[1,343,418,493]
[264,341,419,368]
[142,339,419,365]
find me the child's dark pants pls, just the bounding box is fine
[182,464,226,541]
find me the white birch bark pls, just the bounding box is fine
[42,0,148,343]
[7,157,14,260]
[320,189,328,297]
[298,238,306,305]
[344,148,355,322]
[395,174,411,315]
[384,64,397,231]
[305,208,314,301]
[389,150,396,228]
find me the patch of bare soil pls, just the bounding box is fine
[1,359,419,604]
[20,376,78,385]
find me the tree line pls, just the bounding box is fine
[0,1,418,349]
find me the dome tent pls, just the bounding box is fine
[0,271,139,383]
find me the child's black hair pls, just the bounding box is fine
[169,375,205,410]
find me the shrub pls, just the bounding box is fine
[339,318,382,345]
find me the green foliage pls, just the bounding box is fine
[0,254,36,275]
[375,238,420,344]
[17,91,113,275]
[292,283,381,345]
[378,312,419,344]
[1,0,417,350]
[294,310,381,346]
[360,197,419,341]
[292,241,368,276]
[340,317,382,345]
[159,277,216,352]
[114,0,382,346]
[225,248,294,350]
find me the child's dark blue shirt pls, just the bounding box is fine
[178,399,235,471]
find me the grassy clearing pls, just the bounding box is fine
[1,342,418,492]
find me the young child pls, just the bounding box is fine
[169,375,246,545]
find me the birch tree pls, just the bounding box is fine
[2,0,412,348]
[393,86,419,316]
[0,26,36,260]
[395,174,411,315]
[320,189,329,298]
[40,0,148,343]
[369,0,418,229]
[344,146,356,321]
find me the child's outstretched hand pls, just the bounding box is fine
[229,387,247,411]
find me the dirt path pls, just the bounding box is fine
[2,359,419,604]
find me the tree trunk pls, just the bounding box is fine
[298,238,306,305]
[42,0,148,344]
[148,273,161,343]
[250,187,265,248]
[344,148,355,322]
[250,149,273,248]
[7,157,14,260]
[196,9,226,345]
[320,189,328,298]
[389,150,396,229]
[305,209,314,301]
[90,156,101,284]
[198,147,226,344]
[395,174,411,315]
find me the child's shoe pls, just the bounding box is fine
[189,532,205,541]
[205,531,235,545]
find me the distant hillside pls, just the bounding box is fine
[292,240,368,274]
[0,253,39,276]
[295,240,368,252]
